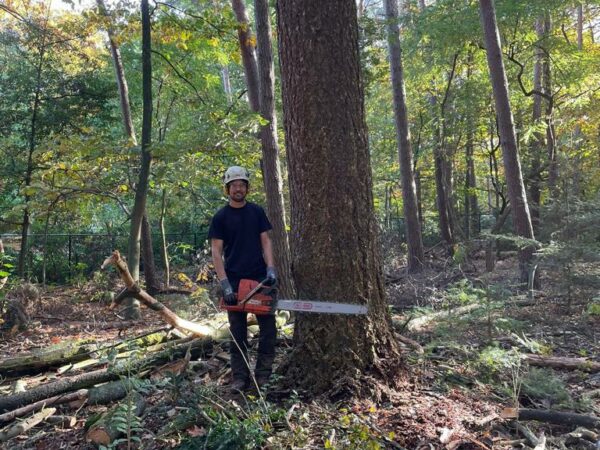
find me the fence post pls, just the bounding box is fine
[68,234,72,279]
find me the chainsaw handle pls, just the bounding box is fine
[238,278,269,305]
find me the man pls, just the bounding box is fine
[208,166,278,392]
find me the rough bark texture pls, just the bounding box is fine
[383,0,424,272]
[479,0,535,281]
[126,0,153,314]
[231,0,260,111]
[254,0,295,297]
[0,338,95,376]
[277,0,400,396]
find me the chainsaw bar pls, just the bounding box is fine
[276,299,367,315]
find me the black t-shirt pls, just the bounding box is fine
[208,202,272,282]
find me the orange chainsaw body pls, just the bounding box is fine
[220,279,274,315]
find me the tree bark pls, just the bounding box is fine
[541,17,558,199]
[254,0,295,296]
[383,0,424,272]
[0,338,96,377]
[126,0,153,316]
[0,338,210,413]
[159,189,170,287]
[141,213,159,294]
[577,4,583,51]
[277,0,400,395]
[96,0,137,146]
[231,0,260,111]
[479,0,536,282]
[528,18,545,233]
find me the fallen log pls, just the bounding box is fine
[0,337,210,413]
[0,338,97,377]
[518,408,600,430]
[0,407,56,443]
[524,354,600,372]
[0,378,144,424]
[86,393,146,446]
[102,251,214,337]
[46,415,77,428]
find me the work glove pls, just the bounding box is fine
[220,278,237,306]
[265,266,278,287]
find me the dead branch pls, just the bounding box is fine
[86,393,146,446]
[0,408,56,443]
[102,250,214,337]
[524,354,600,372]
[518,408,600,430]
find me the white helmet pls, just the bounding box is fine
[223,166,250,185]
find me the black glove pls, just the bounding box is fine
[220,279,237,306]
[265,266,277,286]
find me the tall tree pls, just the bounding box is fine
[277,0,399,394]
[97,0,159,299]
[383,0,424,272]
[231,0,260,111]
[479,0,536,281]
[126,0,153,302]
[254,0,295,296]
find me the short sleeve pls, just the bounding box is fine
[208,212,225,240]
[257,206,272,233]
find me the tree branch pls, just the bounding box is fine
[151,49,206,104]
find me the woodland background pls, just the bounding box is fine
[0,0,599,449]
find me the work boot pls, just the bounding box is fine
[229,378,248,393]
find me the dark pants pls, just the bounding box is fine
[227,276,277,382]
[227,311,276,382]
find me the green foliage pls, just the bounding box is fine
[445,279,486,306]
[521,367,572,409]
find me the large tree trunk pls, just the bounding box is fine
[479,0,536,283]
[383,0,424,273]
[231,0,260,111]
[126,0,153,308]
[254,0,295,296]
[277,0,400,395]
[464,52,479,238]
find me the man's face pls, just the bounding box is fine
[227,180,248,202]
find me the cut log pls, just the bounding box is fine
[0,338,96,376]
[102,251,214,337]
[86,393,146,446]
[0,337,211,413]
[0,407,56,443]
[518,408,600,430]
[46,415,77,428]
[524,354,600,372]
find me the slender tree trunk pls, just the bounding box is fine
[221,65,232,103]
[277,0,399,395]
[577,4,583,50]
[96,0,137,146]
[542,17,558,199]
[254,0,295,296]
[479,0,536,283]
[383,0,424,272]
[231,0,260,111]
[141,214,159,293]
[126,0,153,319]
[159,189,169,287]
[18,27,47,278]
[528,18,545,233]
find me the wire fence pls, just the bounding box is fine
[1,231,208,283]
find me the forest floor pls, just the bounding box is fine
[0,249,599,449]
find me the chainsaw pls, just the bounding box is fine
[220,279,367,315]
